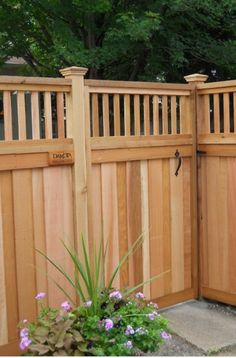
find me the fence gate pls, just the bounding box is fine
[197,80,236,306]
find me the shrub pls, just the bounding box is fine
[18,235,171,355]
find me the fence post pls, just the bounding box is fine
[184,73,208,298]
[60,66,90,259]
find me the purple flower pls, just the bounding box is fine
[61,301,71,312]
[125,325,135,336]
[124,340,133,349]
[148,313,155,321]
[104,318,113,331]
[35,292,46,300]
[84,300,92,307]
[161,331,172,340]
[148,301,158,309]
[19,337,32,350]
[20,328,29,338]
[109,290,122,300]
[135,292,145,299]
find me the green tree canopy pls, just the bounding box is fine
[0,0,236,82]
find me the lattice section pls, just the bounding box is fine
[90,93,191,137]
[0,90,68,140]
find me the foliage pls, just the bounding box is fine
[1,1,236,81]
[19,291,170,356]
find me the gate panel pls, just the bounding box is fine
[198,81,236,305]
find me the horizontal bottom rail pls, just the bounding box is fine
[0,340,20,356]
[198,144,236,156]
[154,288,196,309]
[201,287,236,306]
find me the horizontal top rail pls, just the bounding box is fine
[0,76,71,92]
[197,80,236,94]
[85,79,192,95]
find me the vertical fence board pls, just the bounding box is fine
[153,95,159,135]
[31,92,40,139]
[171,96,177,135]
[170,159,184,293]
[213,94,220,134]
[124,94,131,136]
[117,162,129,288]
[44,92,53,139]
[140,160,150,299]
[144,95,150,135]
[148,159,164,298]
[162,96,168,135]
[114,94,120,136]
[101,163,120,288]
[183,159,191,289]
[92,94,99,137]
[0,172,18,342]
[13,170,37,320]
[223,93,230,133]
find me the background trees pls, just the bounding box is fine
[0,0,236,82]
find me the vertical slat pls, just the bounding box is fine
[171,96,177,135]
[162,159,171,295]
[144,95,150,135]
[31,92,40,139]
[124,94,131,136]
[117,162,129,288]
[57,92,65,138]
[134,95,140,135]
[114,94,120,136]
[102,94,110,136]
[170,159,184,293]
[44,92,52,139]
[148,159,164,298]
[101,163,120,288]
[213,94,220,134]
[13,169,37,320]
[162,96,168,135]
[183,159,191,289]
[223,93,230,133]
[203,95,210,133]
[140,160,150,299]
[0,172,18,342]
[0,189,8,345]
[3,91,12,141]
[153,95,159,135]
[65,92,72,137]
[17,91,26,140]
[92,94,99,137]
[32,169,48,311]
[127,162,142,287]
[234,93,236,134]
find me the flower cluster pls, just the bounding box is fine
[18,290,170,356]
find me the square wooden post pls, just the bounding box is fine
[184,73,208,298]
[60,66,90,269]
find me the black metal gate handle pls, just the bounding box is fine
[175,149,182,176]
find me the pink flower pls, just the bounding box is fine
[22,319,28,324]
[35,292,46,300]
[104,318,113,331]
[19,337,32,350]
[161,331,172,340]
[61,301,71,312]
[135,292,145,299]
[109,290,122,300]
[84,300,92,307]
[20,328,29,338]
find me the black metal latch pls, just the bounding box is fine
[197,150,207,156]
[175,149,182,176]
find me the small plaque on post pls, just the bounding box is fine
[48,151,74,166]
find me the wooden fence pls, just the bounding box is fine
[0,68,236,355]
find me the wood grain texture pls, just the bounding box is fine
[148,159,164,298]
[223,93,230,133]
[57,92,65,139]
[182,159,191,289]
[170,158,184,293]
[3,91,13,141]
[117,162,129,288]
[44,92,53,139]
[162,96,168,135]
[17,91,26,140]
[153,96,159,135]
[31,92,40,139]
[101,163,120,288]
[140,160,150,299]
[126,161,142,288]
[134,95,140,135]
[144,95,150,135]
[13,169,37,321]
[124,94,131,136]
[102,94,110,136]
[0,190,8,345]
[114,94,120,136]
[213,94,220,134]
[171,96,177,134]
[92,94,99,137]
[0,172,18,342]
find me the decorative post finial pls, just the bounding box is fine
[184,73,208,84]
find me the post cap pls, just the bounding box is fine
[60,66,88,77]
[184,73,208,83]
